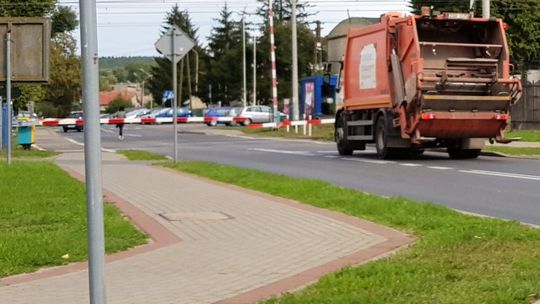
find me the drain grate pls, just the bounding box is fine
[159,211,233,221]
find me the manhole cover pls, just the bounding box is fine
[160,211,232,221]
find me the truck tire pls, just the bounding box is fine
[335,114,353,156]
[375,116,398,159]
[447,148,481,159]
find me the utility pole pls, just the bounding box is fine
[482,0,490,18]
[315,21,322,71]
[186,52,193,111]
[242,17,247,108]
[291,0,300,122]
[5,29,12,165]
[172,28,178,163]
[192,49,199,93]
[252,35,257,106]
[79,0,106,302]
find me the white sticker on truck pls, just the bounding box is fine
[360,44,377,89]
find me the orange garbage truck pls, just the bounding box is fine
[335,10,522,159]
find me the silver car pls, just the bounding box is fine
[237,105,273,126]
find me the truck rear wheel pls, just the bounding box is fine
[335,114,353,156]
[375,116,398,159]
[447,148,481,159]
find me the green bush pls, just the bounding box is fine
[106,97,132,114]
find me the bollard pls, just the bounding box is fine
[308,115,312,137]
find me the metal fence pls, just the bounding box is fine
[511,81,540,130]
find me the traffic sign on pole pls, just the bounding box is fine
[155,26,195,163]
[155,26,195,64]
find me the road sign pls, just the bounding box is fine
[163,90,173,100]
[155,26,195,64]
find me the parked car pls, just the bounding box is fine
[63,111,83,133]
[143,107,192,124]
[125,108,151,119]
[204,107,232,126]
[155,107,192,118]
[235,105,287,126]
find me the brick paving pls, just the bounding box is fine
[0,128,411,303]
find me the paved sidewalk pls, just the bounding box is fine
[1,129,410,303]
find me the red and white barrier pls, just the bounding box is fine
[39,116,336,129]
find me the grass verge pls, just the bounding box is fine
[241,124,334,141]
[507,130,540,142]
[117,149,168,161]
[163,161,540,304]
[0,161,147,278]
[0,146,57,159]
[484,146,540,156]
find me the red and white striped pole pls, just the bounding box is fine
[268,0,279,122]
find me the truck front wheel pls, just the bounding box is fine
[335,115,353,156]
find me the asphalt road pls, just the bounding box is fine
[47,124,540,226]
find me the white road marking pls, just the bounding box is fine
[399,163,423,167]
[65,137,84,146]
[324,155,339,159]
[341,158,396,165]
[317,150,339,154]
[459,169,540,181]
[63,137,115,153]
[248,148,315,156]
[226,134,332,145]
[428,166,453,170]
[126,134,143,138]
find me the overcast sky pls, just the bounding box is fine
[58,0,410,57]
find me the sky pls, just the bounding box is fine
[57,0,410,57]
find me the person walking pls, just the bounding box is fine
[116,107,126,140]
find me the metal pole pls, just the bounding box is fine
[141,80,145,108]
[172,27,178,163]
[6,30,12,165]
[79,0,106,302]
[186,52,193,111]
[242,17,247,108]
[269,0,279,122]
[482,0,490,18]
[193,49,199,93]
[291,0,300,122]
[252,35,257,106]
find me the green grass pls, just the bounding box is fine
[507,130,540,142]
[163,161,540,304]
[242,124,334,141]
[0,146,57,159]
[117,149,168,161]
[0,161,147,278]
[484,146,540,156]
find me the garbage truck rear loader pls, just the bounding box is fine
[335,11,521,159]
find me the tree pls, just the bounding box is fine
[409,0,540,70]
[43,33,81,117]
[0,0,55,18]
[206,4,245,104]
[256,20,316,104]
[106,97,131,114]
[148,5,206,106]
[256,0,313,23]
[51,6,78,37]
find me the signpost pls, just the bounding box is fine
[0,18,50,164]
[155,26,194,163]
